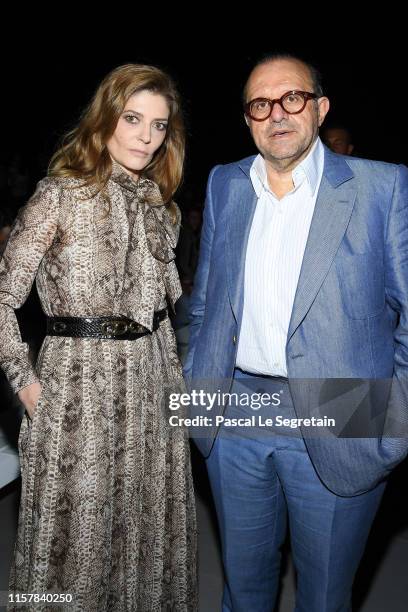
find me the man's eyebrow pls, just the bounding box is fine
[123,108,169,121]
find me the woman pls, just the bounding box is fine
[0,64,197,611]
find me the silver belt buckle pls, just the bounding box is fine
[53,321,67,333]
[128,321,146,334]
[101,320,128,337]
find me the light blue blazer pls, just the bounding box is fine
[185,145,408,496]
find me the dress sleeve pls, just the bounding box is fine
[0,177,61,394]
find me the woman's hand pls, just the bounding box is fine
[18,382,42,420]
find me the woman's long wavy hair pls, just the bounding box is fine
[49,64,185,222]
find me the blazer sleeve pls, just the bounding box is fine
[183,166,219,378]
[0,177,61,394]
[382,164,408,458]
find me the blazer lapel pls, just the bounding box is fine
[225,161,257,320]
[287,150,356,340]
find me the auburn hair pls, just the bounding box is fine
[49,64,185,222]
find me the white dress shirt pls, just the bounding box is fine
[235,137,325,376]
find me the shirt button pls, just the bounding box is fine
[233,335,237,345]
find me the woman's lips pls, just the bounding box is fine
[130,149,149,156]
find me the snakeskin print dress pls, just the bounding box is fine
[0,161,198,611]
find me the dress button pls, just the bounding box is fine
[233,335,237,345]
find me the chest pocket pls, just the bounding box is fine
[335,252,385,319]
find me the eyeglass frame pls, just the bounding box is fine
[244,90,318,121]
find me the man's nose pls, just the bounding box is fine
[269,101,288,123]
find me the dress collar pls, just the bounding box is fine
[110,159,163,206]
[109,159,179,261]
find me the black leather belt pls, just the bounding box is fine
[46,309,167,340]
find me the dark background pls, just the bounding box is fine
[1,22,406,207]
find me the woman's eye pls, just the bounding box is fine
[124,114,139,123]
[154,122,168,131]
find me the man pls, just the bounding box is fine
[321,124,354,155]
[184,53,408,611]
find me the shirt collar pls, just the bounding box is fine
[250,137,324,198]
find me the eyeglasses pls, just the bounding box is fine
[244,90,318,121]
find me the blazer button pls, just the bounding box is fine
[233,335,237,345]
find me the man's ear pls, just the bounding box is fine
[317,97,330,127]
[244,114,250,126]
